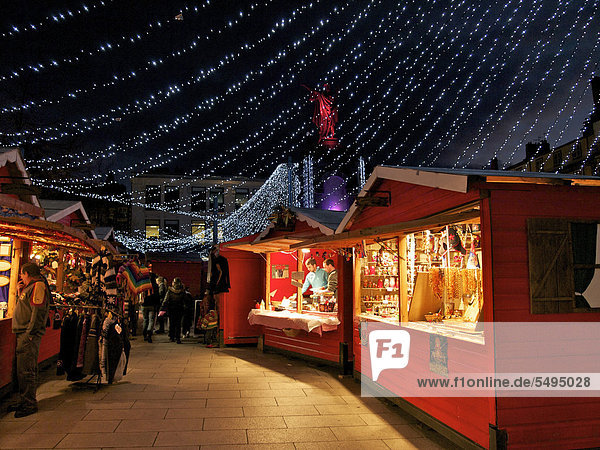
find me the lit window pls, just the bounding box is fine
[192,220,206,240]
[145,219,160,239]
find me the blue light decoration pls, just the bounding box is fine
[303,155,314,209]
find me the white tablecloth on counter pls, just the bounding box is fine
[247,309,340,336]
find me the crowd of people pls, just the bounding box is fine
[138,245,230,348]
[139,275,195,345]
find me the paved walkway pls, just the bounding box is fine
[0,334,457,449]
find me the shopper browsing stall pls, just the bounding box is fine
[11,262,51,418]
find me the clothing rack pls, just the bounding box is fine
[49,303,123,318]
[51,303,125,391]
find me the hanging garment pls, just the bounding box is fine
[106,321,127,384]
[112,350,127,383]
[82,314,101,375]
[57,312,78,376]
[67,314,86,381]
[76,315,90,369]
[99,315,115,383]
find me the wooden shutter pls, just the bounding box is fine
[527,218,575,314]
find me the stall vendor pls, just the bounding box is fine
[323,258,338,296]
[301,258,328,294]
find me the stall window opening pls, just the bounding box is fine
[145,219,160,239]
[145,185,161,209]
[357,238,400,322]
[0,236,11,319]
[404,224,483,325]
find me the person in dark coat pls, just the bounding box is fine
[155,276,167,334]
[141,274,160,343]
[162,278,186,344]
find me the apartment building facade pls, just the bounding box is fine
[130,174,264,241]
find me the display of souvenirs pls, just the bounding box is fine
[358,238,400,321]
[407,224,483,323]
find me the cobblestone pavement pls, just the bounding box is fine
[0,333,459,449]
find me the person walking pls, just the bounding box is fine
[141,273,160,343]
[10,262,50,418]
[162,278,186,344]
[155,276,167,334]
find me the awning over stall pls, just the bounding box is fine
[0,215,99,254]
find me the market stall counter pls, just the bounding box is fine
[248,308,340,335]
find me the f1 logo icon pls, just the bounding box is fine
[369,329,410,381]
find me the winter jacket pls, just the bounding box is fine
[163,286,186,315]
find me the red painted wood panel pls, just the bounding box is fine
[269,252,297,300]
[264,326,342,363]
[348,181,480,231]
[0,319,15,390]
[220,248,265,344]
[487,186,600,448]
[352,318,493,448]
[149,261,205,298]
[1,319,60,391]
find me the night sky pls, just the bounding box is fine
[0,0,598,197]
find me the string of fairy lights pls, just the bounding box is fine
[14,0,596,178]
[29,0,600,209]
[20,0,352,173]
[452,0,570,168]
[2,1,599,250]
[113,163,297,252]
[0,0,221,84]
[0,0,113,40]
[5,1,323,145]
[29,0,380,186]
[0,1,277,115]
[489,1,597,167]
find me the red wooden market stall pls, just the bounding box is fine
[0,148,123,397]
[222,207,353,372]
[291,165,600,449]
[0,206,106,396]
